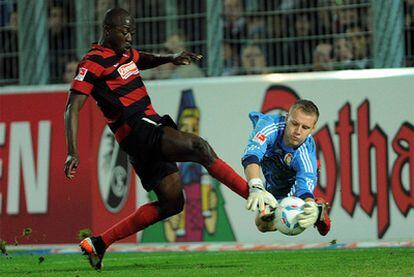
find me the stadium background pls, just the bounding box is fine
[0,0,413,251]
[1,0,414,85]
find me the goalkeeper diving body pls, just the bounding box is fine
[242,99,331,235]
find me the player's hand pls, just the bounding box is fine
[297,200,318,228]
[171,51,203,65]
[246,178,278,212]
[64,154,80,179]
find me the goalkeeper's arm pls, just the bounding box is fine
[297,198,319,228]
[244,163,277,212]
[244,163,261,185]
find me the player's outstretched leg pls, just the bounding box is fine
[79,202,162,270]
[314,197,331,236]
[160,127,249,199]
[79,173,184,270]
[207,158,249,199]
[79,236,106,270]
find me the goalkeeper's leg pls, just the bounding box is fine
[314,197,331,236]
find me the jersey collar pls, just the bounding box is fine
[91,43,133,56]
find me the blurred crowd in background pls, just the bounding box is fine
[1,0,413,85]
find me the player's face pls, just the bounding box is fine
[107,16,135,53]
[283,108,317,147]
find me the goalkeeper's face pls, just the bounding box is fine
[283,108,317,147]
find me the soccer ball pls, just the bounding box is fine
[275,196,306,236]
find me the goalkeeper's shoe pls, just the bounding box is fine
[314,197,331,236]
[79,236,106,270]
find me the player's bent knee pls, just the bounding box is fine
[191,137,208,154]
[161,205,182,218]
[175,194,185,213]
[173,195,185,215]
[190,137,215,163]
[161,194,185,217]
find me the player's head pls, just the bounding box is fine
[283,99,319,147]
[102,8,135,53]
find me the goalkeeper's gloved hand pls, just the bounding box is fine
[246,178,278,213]
[297,200,318,228]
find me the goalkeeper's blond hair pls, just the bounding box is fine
[289,99,319,122]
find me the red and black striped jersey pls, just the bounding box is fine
[70,44,159,140]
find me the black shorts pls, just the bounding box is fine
[120,114,179,191]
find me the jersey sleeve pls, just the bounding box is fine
[70,59,104,95]
[241,114,277,168]
[291,140,318,199]
[132,49,141,63]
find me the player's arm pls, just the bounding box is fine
[298,197,318,228]
[137,51,203,70]
[294,174,319,228]
[291,148,320,228]
[242,117,278,212]
[64,91,88,179]
[249,162,277,232]
[244,163,261,181]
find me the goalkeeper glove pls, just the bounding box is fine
[297,200,318,228]
[246,178,277,212]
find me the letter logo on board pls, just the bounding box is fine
[97,126,131,213]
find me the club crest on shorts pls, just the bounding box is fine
[284,153,293,166]
[98,126,131,213]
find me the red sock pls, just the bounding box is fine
[208,158,249,199]
[101,202,161,248]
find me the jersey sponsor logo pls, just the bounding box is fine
[117,61,139,79]
[284,153,293,166]
[253,132,267,145]
[74,67,88,81]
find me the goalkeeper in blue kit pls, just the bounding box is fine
[242,99,331,235]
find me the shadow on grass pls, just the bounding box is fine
[107,263,240,271]
[1,262,241,275]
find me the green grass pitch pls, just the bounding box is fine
[1,248,413,276]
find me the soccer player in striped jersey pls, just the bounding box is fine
[64,8,274,270]
[242,99,331,235]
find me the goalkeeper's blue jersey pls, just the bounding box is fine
[241,112,317,200]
